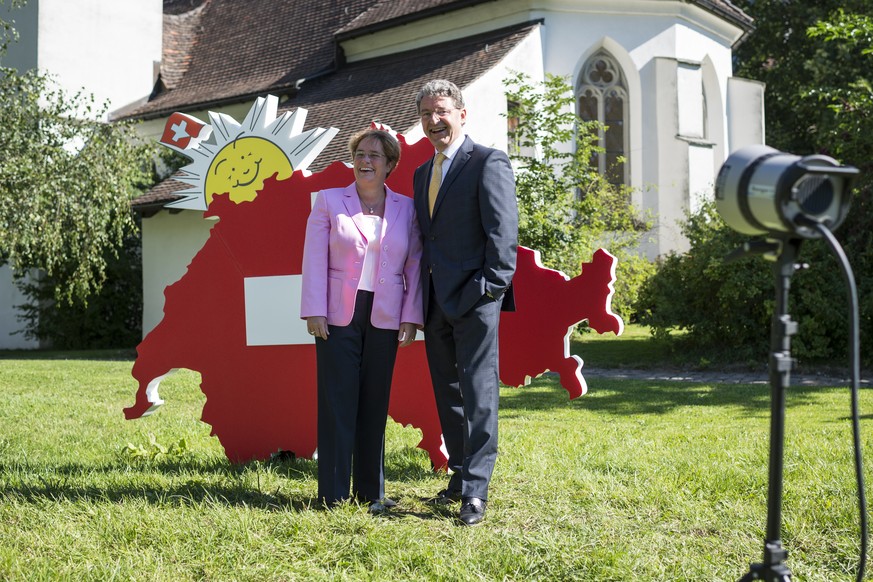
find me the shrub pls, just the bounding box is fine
[637,198,871,369]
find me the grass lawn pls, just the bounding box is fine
[571,324,676,369]
[0,334,870,580]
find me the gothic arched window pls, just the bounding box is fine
[577,52,628,187]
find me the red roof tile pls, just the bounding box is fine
[119,0,382,120]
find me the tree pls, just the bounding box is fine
[0,4,158,347]
[503,72,653,320]
[806,9,873,173]
[0,66,156,305]
[15,231,144,349]
[732,1,872,163]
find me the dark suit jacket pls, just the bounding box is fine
[414,135,518,319]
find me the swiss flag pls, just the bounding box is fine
[160,112,208,150]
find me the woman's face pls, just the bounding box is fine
[353,137,395,189]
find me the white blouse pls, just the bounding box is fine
[357,215,383,292]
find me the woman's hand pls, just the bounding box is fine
[398,322,417,347]
[306,316,329,340]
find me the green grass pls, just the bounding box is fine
[0,345,870,580]
[572,324,676,369]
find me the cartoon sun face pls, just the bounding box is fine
[205,137,293,204]
[158,95,338,211]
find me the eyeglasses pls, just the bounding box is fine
[419,109,456,119]
[354,151,386,161]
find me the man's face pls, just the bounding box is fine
[419,95,466,152]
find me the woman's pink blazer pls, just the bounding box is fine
[300,183,424,329]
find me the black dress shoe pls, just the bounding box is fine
[367,497,397,514]
[428,488,462,506]
[459,497,487,526]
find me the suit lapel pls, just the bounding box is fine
[342,183,369,239]
[382,188,401,239]
[415,164,433,230]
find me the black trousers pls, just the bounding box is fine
[424,280,502,501]
[315,290,399,504]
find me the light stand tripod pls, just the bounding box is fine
[716,146,864,581]
[736,237,803,582]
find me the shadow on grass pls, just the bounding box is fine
[0,348,137,361]
[0,455,322,511]
[499,376,827,418]
[0,453,450,519]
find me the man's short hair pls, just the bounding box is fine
[416,80,465,112]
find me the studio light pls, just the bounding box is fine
[715,144,858,239]
[716,146,867,581]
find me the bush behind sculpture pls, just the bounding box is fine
[636,200,872,368]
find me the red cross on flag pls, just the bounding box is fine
[160,112,209,151]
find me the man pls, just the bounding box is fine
[412,79,518,526]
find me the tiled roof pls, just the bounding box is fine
[118,0,381,120]
[133,21,539,207]
[696,0,753,29]
[133,174,187,212]
[335,0,494,39]
[160,1,208,90]
[284,21,539,170]
[336,0,752,38]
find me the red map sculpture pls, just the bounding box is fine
[124,97,623,468]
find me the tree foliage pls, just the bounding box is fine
[15,232,143,349]
[0,67,156,304]
[503,72,654,320]
[732,1,872,165]
[635,202,773,364]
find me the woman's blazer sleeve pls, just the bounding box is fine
[400,204,424,327]
[300,190,330,319]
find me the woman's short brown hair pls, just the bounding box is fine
[348,129,401,174]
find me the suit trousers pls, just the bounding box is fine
[424,279,502,501]
[315,290,398,505]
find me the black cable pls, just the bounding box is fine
[803,220,867,582]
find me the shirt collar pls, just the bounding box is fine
[437,133,465,161]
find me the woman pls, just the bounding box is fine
[300,129,423,512]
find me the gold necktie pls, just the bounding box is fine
[428,153,447,217]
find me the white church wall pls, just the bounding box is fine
[727,77,766,153]
[463,27,545,152]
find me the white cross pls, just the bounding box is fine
[170,120,189,142]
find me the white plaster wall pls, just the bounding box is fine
[141,210,215,336]
[462,27,545,152]
[688,142,716,216]
[644,57,686,257]
[35,0,162,118]
[0,266,38,349]
[727,77,766,153]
